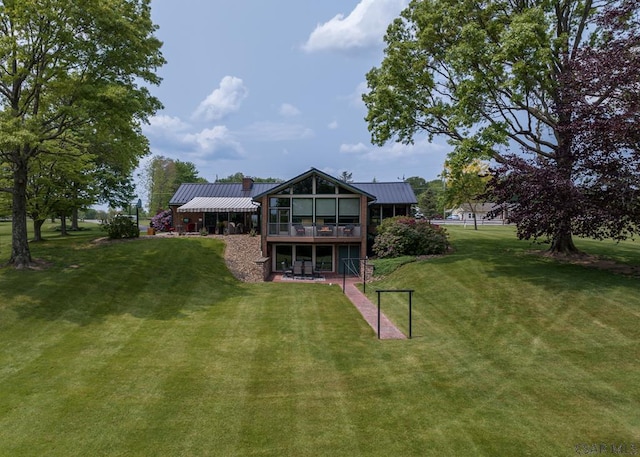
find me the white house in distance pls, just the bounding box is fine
[449,202,506,222]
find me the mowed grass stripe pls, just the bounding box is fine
[367,226,640,452]
[0,222,639,455]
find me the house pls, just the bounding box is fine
[449,202,506,222]
[169,168,417,276]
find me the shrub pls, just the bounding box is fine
[372,216,449,258]
[150,210,172,231]
[101,215,139,239]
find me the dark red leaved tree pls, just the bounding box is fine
[489,0,640,253]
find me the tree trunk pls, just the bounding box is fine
[60,214,68,236]
[10,159,33,269]
[71,208,80,231]
[33,219,45,242]
[549,219,580,255]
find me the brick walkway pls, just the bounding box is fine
[341,277,406,340]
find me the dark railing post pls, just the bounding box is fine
[376,290,381,339]
[409,290,413,339]
[342,260,346,293]
[363,258,367,294]
[375,289,414,340]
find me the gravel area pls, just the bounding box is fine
[211,234,264,282]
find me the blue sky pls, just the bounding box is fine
[141,0,450,186]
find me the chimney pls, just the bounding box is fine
[242,177,254,191]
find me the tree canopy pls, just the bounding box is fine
[364,0,640,254]
[215,172,283,184]
[0,0,164,268]
[144,156,206,214]
[443,159,490,229]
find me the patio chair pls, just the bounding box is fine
[281,261,293,278]
[293,261,304,278]
[343,224,354,236]
[294,224,306,236]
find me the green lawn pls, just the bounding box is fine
[0,222,639,456]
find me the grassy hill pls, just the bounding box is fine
[0,222,638,456]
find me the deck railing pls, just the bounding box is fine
[267,223,361,238]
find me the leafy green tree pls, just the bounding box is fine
[443,160,490,230]
[405,176,427,195]
[364,0,640,254]
[215,172,283,183]
[26,152,93,241]
[417,188,438,220]
[144,156,206,213]
[0,0,164,268]
[339,171,353,183]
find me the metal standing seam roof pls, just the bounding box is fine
[351,182,418,205]
[169,179,417,207]
[169,182,278,205]
[177,197,259,213]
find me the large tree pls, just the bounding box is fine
[364,0,640,254]
[0,0,164,268]
[144,156,206,214]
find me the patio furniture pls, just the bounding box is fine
[281,261,293,278]
[293,261,304,277]
[343,224,354,236]
[294,224,306,236]
[318,225,332,236]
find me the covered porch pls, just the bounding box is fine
[175,197,259,234]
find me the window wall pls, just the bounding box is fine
[274,244,334,271]
[267,175,361,228]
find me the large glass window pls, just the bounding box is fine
[316,199,336,216]
[316,245,333,271]
[269,209,289,234]
[270,197,290,208]
[338,198,360,224]
[316,178,335,194]
[275,245,293,270]
[295,245,312,262]
[292,198,313,224]
[315,198,336,224]
[293,177,313,194]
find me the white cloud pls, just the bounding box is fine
[349,81,369,108]
[328,120,339,129]
[340,137,447,162]
[244,121,315,142]
[340,142,368,154]
[279,103,301,117]
[183,126,245,159]
[143,115,193,153]
[145,114,190,133]
[192,76,249,121]
[302,0,407,53]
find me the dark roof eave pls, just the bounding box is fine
[252,167,375,201]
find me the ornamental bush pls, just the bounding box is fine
[372,216,448,258]
[150,210,172,231]
[101,215,139,239]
